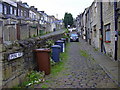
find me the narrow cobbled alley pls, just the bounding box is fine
[35,38,118,88]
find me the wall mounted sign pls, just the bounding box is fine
[8,52,23,61]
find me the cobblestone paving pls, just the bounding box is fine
[35,39,118,88]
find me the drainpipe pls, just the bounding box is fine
[100,2,103,52]
[85,13,87,42]
[114,1,118,60]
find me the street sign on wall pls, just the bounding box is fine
[8,52,23,61]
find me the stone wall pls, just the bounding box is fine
[3,19,18,42]
[19,24,29,40]
[1,33,64,88]
[90,2,101,49]
[102,2,115,58]
[0,19,3,89]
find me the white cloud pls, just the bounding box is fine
[19,0,93,19]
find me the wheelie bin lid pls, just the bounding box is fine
[33,48,51,52]
[51,45,61,48]
[55,40,64,43]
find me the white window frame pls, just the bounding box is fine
[21,10,23,16]
[4,6,7,14]
[14,8,16,15]
[10,6,13,14]
[18,9,20,16]
[105,24,111,41]
[106,31,111,41]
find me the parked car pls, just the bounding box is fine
[68,28,73,32]
[68,27,76,32]
[70,33,79,42]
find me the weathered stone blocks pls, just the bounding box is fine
[1,33,64,88]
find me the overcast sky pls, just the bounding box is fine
[19,0,94,19]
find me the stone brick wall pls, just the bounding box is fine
[1,33,64,88]
[90,2,101,49]
[29,26,37,37]
[2,20,39,42]
[0,19,3,89]
[102,2,115,58]
[20,24,29,40]
[3,19,18,42]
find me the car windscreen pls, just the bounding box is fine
[70,34,78,37]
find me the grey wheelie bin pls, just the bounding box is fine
[55,40,65,52]
[51,45,61,62]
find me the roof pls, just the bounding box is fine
[3,0,17,7]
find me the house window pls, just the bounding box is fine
[29,12,31,18]
[14,9,16,15]
[105,24,111,42]
[10,6,13,14]
[18,9,21,16]
[18,9,19,16]
[34,14,36,19]
[24,11,26,17]
[21,10,23,16]
[4,6,7,14]
[32,13,34,19]
[0,3,2,13]
[94,2,97,13]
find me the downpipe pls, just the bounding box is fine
[114,1,118,60]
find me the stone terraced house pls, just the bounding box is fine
[0,0,63,88]
[0,0,63,43]
[76,0,120,60]
[2,0,18,42]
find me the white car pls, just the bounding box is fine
[68,28,73,32]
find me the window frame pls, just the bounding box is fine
[24,10,26,17]
[4,5,7,14]
[10,6,13,14]
[18,9,20,16]
[21,10,23,16]
[105,24,111,43]
[14,8,16,16]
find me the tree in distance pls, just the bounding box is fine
[63,12,73,28]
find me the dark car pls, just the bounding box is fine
[70,33,79,42]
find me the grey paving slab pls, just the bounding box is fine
[79,38,119,86]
